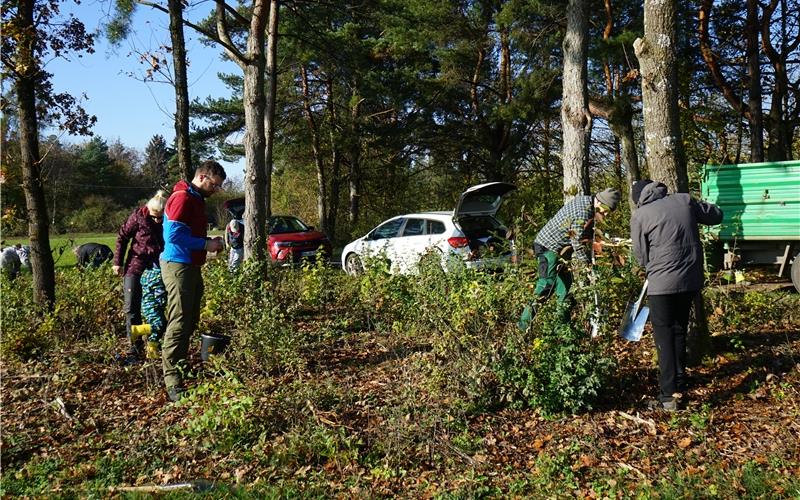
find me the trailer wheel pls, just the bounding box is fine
[792,255,800,293]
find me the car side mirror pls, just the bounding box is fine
[307,226,315,231]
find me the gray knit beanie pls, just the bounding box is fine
[595,188,621,211]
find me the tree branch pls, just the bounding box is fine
[697,0,750,120]
[136,0,245,65]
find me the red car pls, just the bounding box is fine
[223,199,332,264]
[266,215,332,263]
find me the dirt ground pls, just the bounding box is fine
[2,316,799,497]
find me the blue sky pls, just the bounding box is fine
[46,0,245,179]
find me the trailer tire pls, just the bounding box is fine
[792,255,800,293]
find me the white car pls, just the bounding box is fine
[341,182,517,275]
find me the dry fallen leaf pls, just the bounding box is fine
[677,437,692,449]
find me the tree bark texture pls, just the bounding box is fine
[263,0,279,218]
[348,95,362,229]
[561,0,591,199]
[634,0,688,194]
[16,0,56,308]
[236,0,269,261]
[300,66,328,235]
[326,79,341,242]
[761,0,797,161]
[168,0,192,180]
[589,96,640,203]
[746,0,764,163]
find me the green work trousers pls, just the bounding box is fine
[533,247,572,302]
[160,260,204,389]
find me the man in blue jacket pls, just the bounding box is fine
[160,160,226,402]
[631,179,723,411]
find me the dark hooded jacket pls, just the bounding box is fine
[631,182,723,295]
[114,206,164,277]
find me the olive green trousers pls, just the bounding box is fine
[160,260,204,389]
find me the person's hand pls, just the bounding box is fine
[206,237,224,253]
[112,265,122,276]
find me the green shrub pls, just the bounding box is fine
[705,288,799,334]
[64,196,129,233]
[0,274,53,360]
[1,267,121,362]
[178,369,258,452]
[202,260,307,375]
[498,298,615,416]
[406,265,527,410]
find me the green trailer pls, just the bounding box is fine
[702,160,800,291]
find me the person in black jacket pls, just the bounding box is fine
[73,243,113,268]
[631,180,723,411]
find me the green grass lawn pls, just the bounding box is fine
[4,231,226,268]
[4,233,117,268]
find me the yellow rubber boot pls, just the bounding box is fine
[130,324,151,341]
[146,341,160,360]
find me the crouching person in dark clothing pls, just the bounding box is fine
[630,180,723,411]
[74,243,113,268]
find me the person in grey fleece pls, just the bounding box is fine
[630,179,723,411]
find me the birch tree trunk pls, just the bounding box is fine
[561,0,591,199]
[634,0,688,193]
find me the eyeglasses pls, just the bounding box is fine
[202,175,224,191]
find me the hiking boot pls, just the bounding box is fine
[648,397,678,412]
[115,352,142,366]
[167,386,186,402]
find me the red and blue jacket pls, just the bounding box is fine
[161,180,208,266]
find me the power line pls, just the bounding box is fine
[58,182,165,190]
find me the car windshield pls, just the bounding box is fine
[268,216,309,234]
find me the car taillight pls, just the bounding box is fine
[447,236,469,248]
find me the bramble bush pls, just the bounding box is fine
[201,259,308,376]
[1,266,122,362]
[345,255,621,416]
[705,287,799,334]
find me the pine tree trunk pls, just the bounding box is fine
[169,0,192,180]
[300,66,327,234]
[16,0,56,308]
[348,96,361,229]
[263,0,279,218]
[634,0,688,193]
[326,78,340,242]
[746,0,764,163]
[561,0,591,198]
[636,0,708,361]
[241,0,269,261]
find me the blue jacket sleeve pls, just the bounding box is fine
[166,220,207,251]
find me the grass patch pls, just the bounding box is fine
[4,233,116,268]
